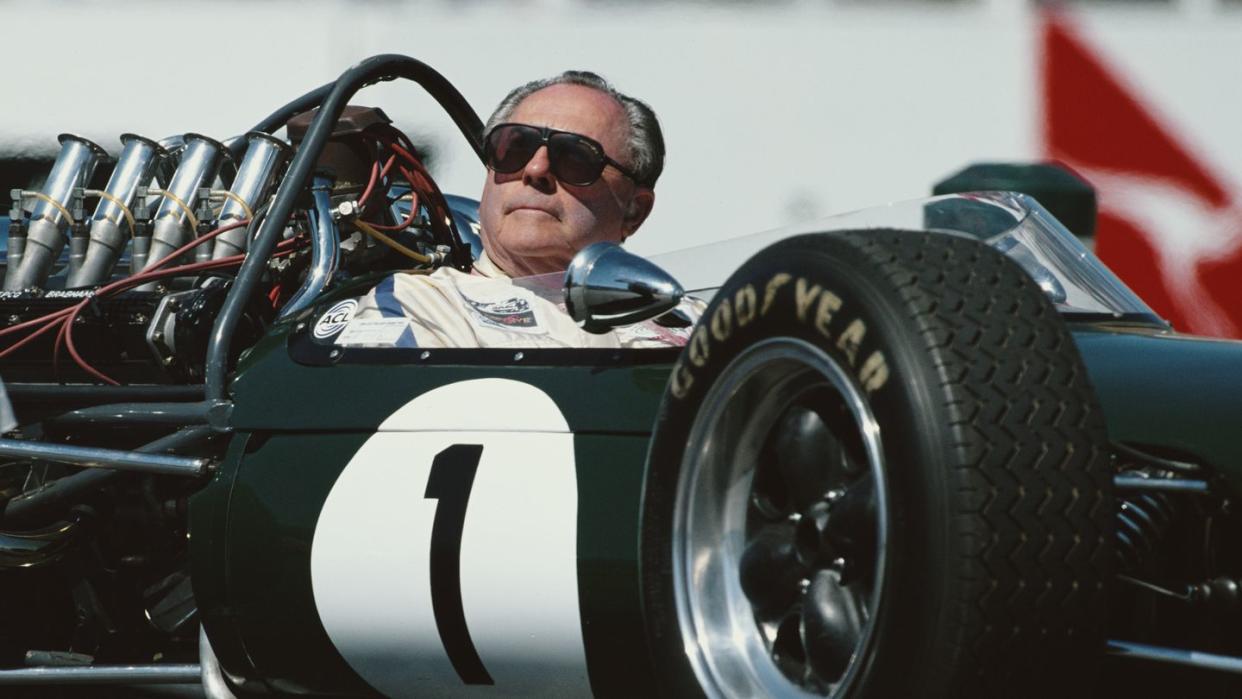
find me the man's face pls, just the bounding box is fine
[479,83,654,277]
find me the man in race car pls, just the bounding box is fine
[341,71,696,349]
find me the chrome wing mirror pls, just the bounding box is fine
[563,242,684,334]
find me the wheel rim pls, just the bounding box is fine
[672,337,890,698]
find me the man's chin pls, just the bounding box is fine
[486,243,569,277]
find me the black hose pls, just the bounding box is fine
[204,54,485,403]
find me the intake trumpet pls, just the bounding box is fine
[140,134,230,272]
[4,135,109,290]
[211,132,292,260]
[67,134,168,288]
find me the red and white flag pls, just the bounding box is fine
[1041,9,1242,337]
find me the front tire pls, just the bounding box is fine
[640,230,1113,698]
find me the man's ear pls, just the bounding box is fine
[622,188,655,237]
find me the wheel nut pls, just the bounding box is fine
[795,501,834,568]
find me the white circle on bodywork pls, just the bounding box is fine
[310,379,591,698]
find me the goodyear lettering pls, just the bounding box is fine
[794,278,821,322]
[710,299,733,343]
[688,325,711,368]
[670,362,695,400]
[814,292,843,339]
[761,273,791,316]
[734,285,757,328]
[671,271,892,401]
[859,350,890,393]
[836,318,866,365]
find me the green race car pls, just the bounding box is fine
[0,55,1239,699]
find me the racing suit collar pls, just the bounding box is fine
[471,250,510,279]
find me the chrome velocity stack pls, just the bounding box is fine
[211,132,291,260]
[141,133,229,271]
[4,134,109,290]
[67,134,168,287]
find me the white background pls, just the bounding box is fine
[2,0,1239,257]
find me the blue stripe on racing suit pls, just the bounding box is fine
[375,275,418,348]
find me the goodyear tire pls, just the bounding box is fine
[640,230,1113,698]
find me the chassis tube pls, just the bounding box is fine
[204,54,486,403]
[0,439,210,477]
[2,425,216,524]
[0,664,201,686]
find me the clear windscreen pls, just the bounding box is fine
[647,191,1159,321]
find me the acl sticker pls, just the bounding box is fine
[313,299,359,340]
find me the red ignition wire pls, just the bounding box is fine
[0,306,73,340]
[56,219,254,384]
[60,236,307,384]
[0,314,65,360]
[358,155,400,214]
[1,218,253,348]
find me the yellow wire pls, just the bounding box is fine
[153,189,199,230]
[28,192,76,226]
[214,190,255,221]
[354,219,432,264]
[94,190,136,238]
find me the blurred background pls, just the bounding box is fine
[1,0,1240,336]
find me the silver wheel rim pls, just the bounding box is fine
[672,337,890,698]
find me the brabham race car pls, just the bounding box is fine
[0,54,1240,698]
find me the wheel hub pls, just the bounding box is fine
[672,338,890,698]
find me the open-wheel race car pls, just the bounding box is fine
[1,54,1241,698]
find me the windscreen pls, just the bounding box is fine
[648,192,1160,322]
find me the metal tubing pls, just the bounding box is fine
[0,664,201,685]
[5,382,204,403]
[1114,475,1210,494]
[249,82,332,143]
[3,426,216,524]
[5,231,25,281]
[51,401,212,426]
[69,134,167,287]
[67,227,87,277]
[278,174,339,319]
[130,229,150,275]
[142,134,228,271]
[4,135,108,290]
[1107,640,1242,675]
[212,132,291,259]
[199,627,237,699]
[206,54,485,402]
[0,439,209,477]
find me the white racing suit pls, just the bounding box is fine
[335,252,701,349]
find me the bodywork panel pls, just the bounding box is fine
[193,313,1242,696]
[193,324,670,696]
[1073,323,1242,490]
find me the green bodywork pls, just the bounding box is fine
[190,311,1242,696]
[1072,322,1242,492]
[191,310,673,696]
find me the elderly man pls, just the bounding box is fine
[340,71,693,349]
[474,71,660,278]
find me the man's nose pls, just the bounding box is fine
[522,145,554,188]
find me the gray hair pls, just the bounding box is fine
[484,71,665,187]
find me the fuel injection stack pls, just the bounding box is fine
[0,131,291,383]
[4,131,290,292]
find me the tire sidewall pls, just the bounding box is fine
[641,231,963,698]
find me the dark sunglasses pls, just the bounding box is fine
[484,123,640,186]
